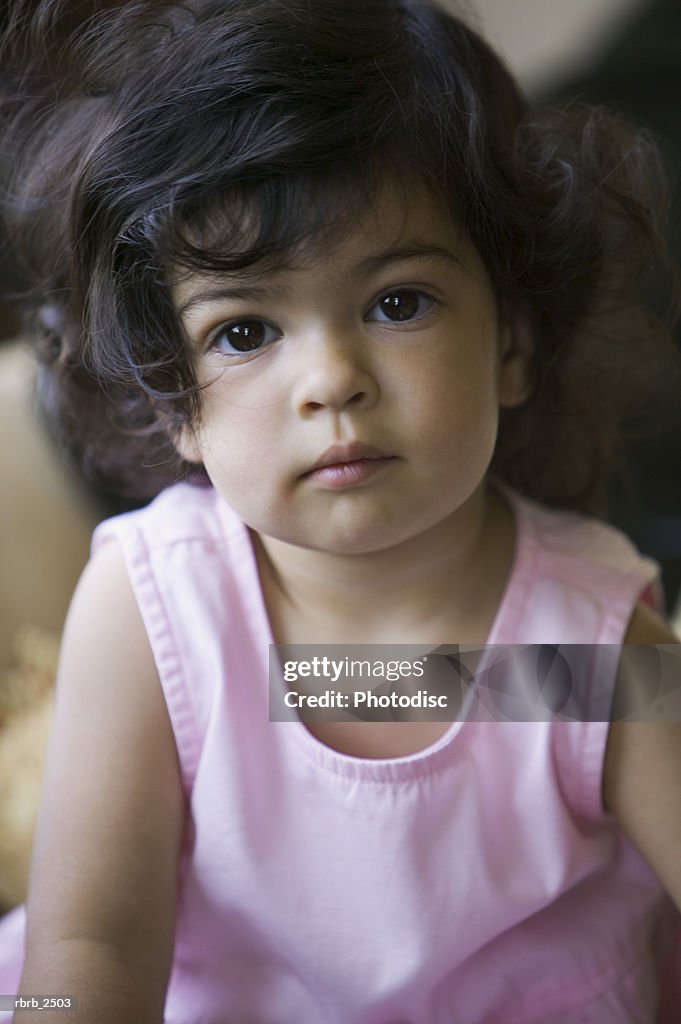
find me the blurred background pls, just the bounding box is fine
[464,0,655,94]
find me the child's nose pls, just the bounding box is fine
[291,330,379,416]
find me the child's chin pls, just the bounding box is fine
[296,523,423,558]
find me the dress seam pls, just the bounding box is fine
[114,525,204,797]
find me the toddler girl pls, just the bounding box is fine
[0,1,680,1021]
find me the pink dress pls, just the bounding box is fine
[1,481,679,1023]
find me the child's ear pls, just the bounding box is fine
[497,301,535,409]
[172,425,204,465]
[153,403,204,464]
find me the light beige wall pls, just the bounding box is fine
[0,343,99,675]
[453,0,649,90]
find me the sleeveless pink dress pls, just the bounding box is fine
[0,481,679,1023]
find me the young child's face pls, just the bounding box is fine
[173,185,528,555]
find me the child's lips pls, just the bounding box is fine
[309,440,393,471]
[301,442,397,489]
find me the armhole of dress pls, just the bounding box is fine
[92,524,203,798]
[556,572,662,823]
[640,579,665,615]
[556,675,614,823]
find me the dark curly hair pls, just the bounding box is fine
[1,0,679,511]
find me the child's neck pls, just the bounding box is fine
[253,482,515,647]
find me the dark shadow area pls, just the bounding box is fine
[541,0,681,608]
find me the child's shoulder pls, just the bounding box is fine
[496,486,662,645]
[511,488,658,581]
[92,481,240,552]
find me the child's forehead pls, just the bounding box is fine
[170,182,472,291]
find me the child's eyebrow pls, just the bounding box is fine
[177,283,287,318]
[357,242,465,275]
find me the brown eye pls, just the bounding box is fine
[368,289,435,324]
[211,319,280,355]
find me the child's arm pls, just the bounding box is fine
[603,603,681,913]
[14,541,185,1024]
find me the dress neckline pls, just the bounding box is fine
[221,482,536,781]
